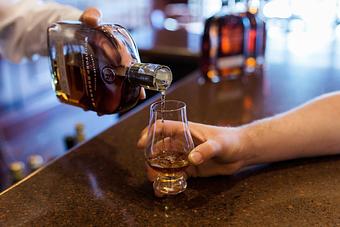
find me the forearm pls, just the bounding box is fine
[0,0,81,62]
[242,92,340,166]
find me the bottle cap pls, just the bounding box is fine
[128,63,172,92]
[75,123,85,143]
[9,161,25,182]
[27,154,44,172]
[75,123,84,132]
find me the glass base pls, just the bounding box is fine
[153,174,187,195]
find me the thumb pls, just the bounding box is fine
[188,140,221,165]
[80,7,102,27]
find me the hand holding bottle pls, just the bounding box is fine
[80,7,146,99]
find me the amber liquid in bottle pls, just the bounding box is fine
[51,53,140,115]
[217,14,249,79]
[201,16,219,82]
[201,1,250,82]
[242,0,266,71]
[48,22,172,115]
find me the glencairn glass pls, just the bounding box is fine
[145,100,194,195]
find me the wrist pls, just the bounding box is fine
[237,123,260,167]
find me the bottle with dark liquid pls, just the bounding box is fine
[241,0,266,72]
[9,161,26,184]
[48,22,172,115]
[201,0,250,82]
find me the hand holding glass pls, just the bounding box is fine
[145,100,194,195]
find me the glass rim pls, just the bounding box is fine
[150,100,186,113]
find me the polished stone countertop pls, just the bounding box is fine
[1,64,340,225]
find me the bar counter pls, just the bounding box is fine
[1,64,340,225]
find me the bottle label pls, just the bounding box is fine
[101,67,116,84]
[81,37,98,108]
[217,55,244,69]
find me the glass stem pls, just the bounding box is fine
[153,173,187,195]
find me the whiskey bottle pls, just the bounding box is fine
[75,123,85,143]
[9,161,26,183]
[48,22,172,115]
[242,0,266,71]
[27,154,44,173]
[63,135,76,150]
[201,0,250,82]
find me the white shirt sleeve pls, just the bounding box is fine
[0,0,82,62]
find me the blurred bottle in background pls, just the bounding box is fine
[239,0,266,73]
[9,161,26,184]
[27,154,44,173]
[64,135,77,150]
[201,0,250,83]
[63,123,86,151]
[75,123,85,143]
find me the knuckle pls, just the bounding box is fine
[205,140,217,153]
[142,127,148,136]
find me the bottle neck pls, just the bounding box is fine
[222,0,248,14]
[248,0,260,14]
[234,0,247,13]
[222,0,235,8]
[127,63,172,92]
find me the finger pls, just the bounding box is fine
[152,120,187,139]
[148,137,171,154]
[137,120,199,150]
[139,88,146,100]
[80,7,102,27]
[137,126,149,148]
[188,140,221,165]
[137,121,178,149]
[187,121,213,145]
[149,137,188,157]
